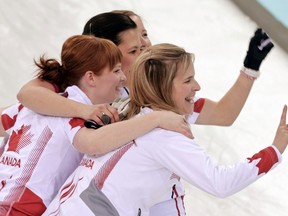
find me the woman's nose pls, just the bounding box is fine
[193,80,201,91]
[119,69,127,82]
[140,37,147,51]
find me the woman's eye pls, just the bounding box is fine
[114,69,121,74]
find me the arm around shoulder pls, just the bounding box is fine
[17,78,91,118]
[73,110,193,155]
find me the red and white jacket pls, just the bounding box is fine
[43,105,281,216]
[0,86,87,216]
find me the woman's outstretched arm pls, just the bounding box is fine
[196,73,254,126]
[196,28,274,126]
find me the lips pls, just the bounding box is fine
[185,97,194,104]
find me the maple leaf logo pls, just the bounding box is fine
[7,124,33,153]
[1,104,23,130]
[1,114,17,131]
[69,118,84,130]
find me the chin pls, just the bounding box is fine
[183,108,194,115]
[177,105,194,115]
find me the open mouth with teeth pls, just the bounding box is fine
[185,97,194,104]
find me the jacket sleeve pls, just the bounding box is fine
[147,130,281,198]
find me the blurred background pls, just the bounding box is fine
[0,0,287,215]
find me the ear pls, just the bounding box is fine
[84,71,97,87]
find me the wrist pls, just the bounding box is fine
[151,111,162,128]
[75,103,91,119]
[240,66,260,80]
[148,110,167,128]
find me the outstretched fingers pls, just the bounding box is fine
[273,105,288,154]
[279,105,287,127]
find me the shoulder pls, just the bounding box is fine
[64,86,92,105]
[137,127,195,147]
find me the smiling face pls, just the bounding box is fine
[171,62,201,115]
[91,63,126,104]
[117,29,142,86]
[127,43,200,119]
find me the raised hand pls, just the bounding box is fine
[244,28,274,71]
[273,105,288,154]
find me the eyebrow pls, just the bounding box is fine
[184,75,194,80]
[127,45,140,51]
